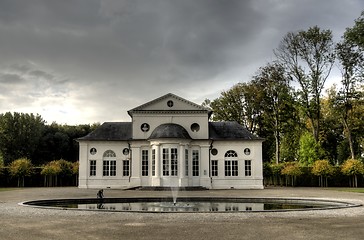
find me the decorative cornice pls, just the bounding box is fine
[127,93,211,117]
[130,110,209,115]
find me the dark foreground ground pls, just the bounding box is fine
[1,187,364,240]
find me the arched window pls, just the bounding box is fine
[103,150,116,158]
[224,150,237,158]
[103,150,116,176]
[224,150,238,176]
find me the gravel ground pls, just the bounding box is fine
[1,187,364,240]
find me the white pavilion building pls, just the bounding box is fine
[78,93,264,189]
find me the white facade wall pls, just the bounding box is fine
[209,141,263,189]
[79,139,263,189]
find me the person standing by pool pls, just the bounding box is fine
[97,189,104,199]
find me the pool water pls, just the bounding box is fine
[21,197,359,213]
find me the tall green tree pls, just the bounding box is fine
[251,62,297,163]
[0,112,45,165]
[298,131,325,166]
[333,22,364,159]
[344,11,364,49]
[209,83,263,134]
[275,26,336,143]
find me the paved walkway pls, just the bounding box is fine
[1,187,364,240]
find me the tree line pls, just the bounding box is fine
[0,112,98,186]
[0,112,98,166]
[203,11,364,183]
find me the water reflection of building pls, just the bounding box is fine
[78,93,264,189]
[78,202,265,212]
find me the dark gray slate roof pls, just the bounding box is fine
[78,121,262,141]
[149,123,191,140]
[209,122,263,140]
[78,122,132,141]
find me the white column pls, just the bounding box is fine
[78,142,88,188]
[179,144,184,177]
[155,144,160,178]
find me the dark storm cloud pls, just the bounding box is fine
[0,0,363,124]
[0,73,24,85]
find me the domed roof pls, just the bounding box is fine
[149,123,191,140]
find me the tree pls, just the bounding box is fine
[8,158,34,187]
[320,91,344,164]
[333,33,364,159]
[281,162,303,187]
[344,11,364,49]
[311,159,334,187]
[251,62,296,163]
[275,26,335,142]
[209,83,267,135]
[341,158,364,187]
[0,112,45,165]
[298,132,325,166]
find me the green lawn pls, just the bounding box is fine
[0,188,19,192]
[332,188,364,193]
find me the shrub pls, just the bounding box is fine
[41,159,74,186]
[341,159,364,187]
[8,158,34,187]
[311,160,334,187]
[281,162,303,186]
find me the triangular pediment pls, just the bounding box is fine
[128,93,210,116]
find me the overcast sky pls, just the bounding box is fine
[0,0,363,125]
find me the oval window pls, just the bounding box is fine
[244,148,251,155]
[90,148,97,155]
[123,148,130,155]
[211,148,218,156]
[167,100,174,107]
[191,123,200,132]
[141,123,150,132]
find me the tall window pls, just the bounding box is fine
[103,160,116,176]
[103,150,116,176]
[142,150,149,176]
[224,150,238,176]
[245,160,252,176]
[211,160,218,177]
[110,160,116,176]
[162,148,178,176]
[163,148,169,176]
[224,160,231,176]
[171,148,178,176]
[152,149,156,176]
[123,160,130,176]
[232,160,238,176]
[90,160,96,176]
[185,149,189,177]
[192,150,199,176]
[225,161,238,176]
